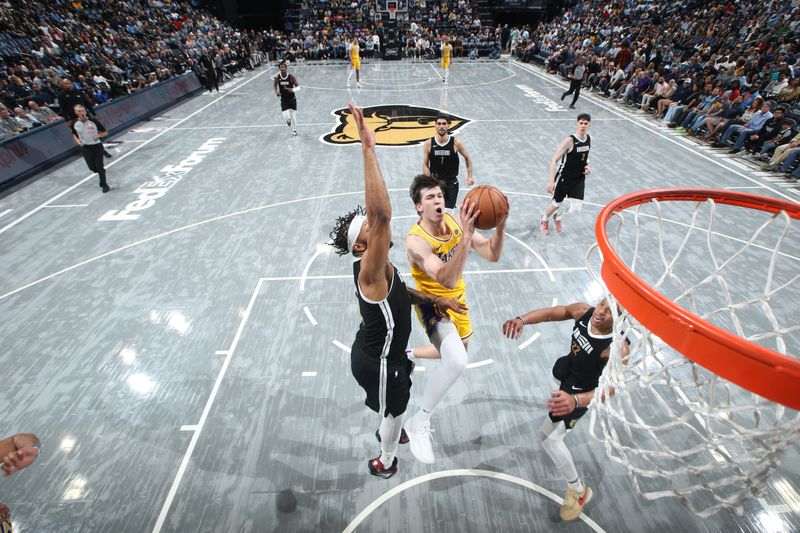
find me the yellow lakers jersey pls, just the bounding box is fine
[442,43,452,60]
[349,44,360,60]
[408,213,466,298]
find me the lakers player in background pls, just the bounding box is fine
[440,36,453,84]
[347,36,362,88]
[403,174,506,464]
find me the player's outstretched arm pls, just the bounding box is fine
[502,302,590,339]
[351,103,391,294]
[547,136,574,193]
[0,433,40,477]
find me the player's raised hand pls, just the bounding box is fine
[502,317,524,339]
[348,102,375,150]
[459,199,479,238]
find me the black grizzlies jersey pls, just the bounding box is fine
[552,307,612,391]
[556,134,590,179]
[352,259,413,364]
[428,136,459,180]
[277,73,297,100]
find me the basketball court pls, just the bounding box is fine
[0,58,797,532]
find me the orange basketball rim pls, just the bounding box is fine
[595,188,800,410]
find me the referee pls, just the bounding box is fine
[71,104,110,193]
[561,56,587,109]
[58,78,112,157]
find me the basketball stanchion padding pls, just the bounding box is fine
[586,188,800,517]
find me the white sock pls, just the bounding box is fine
[379,414,403,468]
[347,69,354,82]
[289,110,297,131]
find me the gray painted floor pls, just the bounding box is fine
[0,59,798,533]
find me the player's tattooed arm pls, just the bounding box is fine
[406,288,467,315]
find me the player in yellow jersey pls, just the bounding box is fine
[440,36,453,84]
[347,36,362,88]
[402,174,507,464]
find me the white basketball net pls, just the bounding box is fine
[587,197,800,517]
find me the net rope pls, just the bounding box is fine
[587,197,800,517]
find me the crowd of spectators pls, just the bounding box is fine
[0,0,272,141]
[511,0,800,178]
[282,0,500,61]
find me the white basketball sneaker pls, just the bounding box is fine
[404,412,435,464]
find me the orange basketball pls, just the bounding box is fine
[463,185,509,230]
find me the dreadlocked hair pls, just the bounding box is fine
[329,205,366,256]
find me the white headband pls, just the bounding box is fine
[347,215,367,254]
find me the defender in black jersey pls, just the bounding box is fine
[540,114,592,235]
[329,104,463,479]
[422,115,474,209]
[273,62,299,136]
[502,299,628,522]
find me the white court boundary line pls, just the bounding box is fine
[341,469,606,533]
[511,61,798,202]
[152,278,263,533]
[0,66,274,237]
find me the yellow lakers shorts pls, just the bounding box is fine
[351,59,361,69]
[415,292,472,339]
[441,59,450,69]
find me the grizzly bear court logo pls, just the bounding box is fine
[322,105,470,146]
